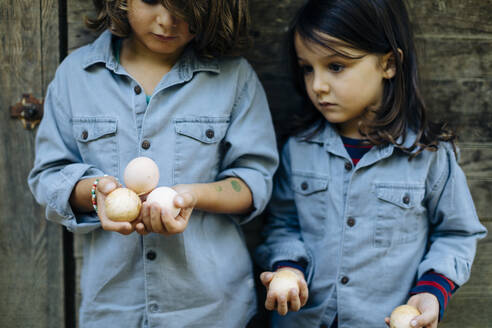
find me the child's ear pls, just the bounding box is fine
[381,49,403,79]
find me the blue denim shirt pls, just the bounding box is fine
[28,30,279,328]
[255,122,486,328]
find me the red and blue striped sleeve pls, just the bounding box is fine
[410,271,457,321]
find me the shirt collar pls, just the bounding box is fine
[82,30,221,76]
[298,120,420,159]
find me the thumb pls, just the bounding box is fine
[97,178,117,195]
[174,192,196,208]
[410,312,432,328]
[260,272,274,287]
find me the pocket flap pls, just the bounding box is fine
[72,117,118,142]
[374,183,424,209]
[174,118,229,144]
[291,171,329,195]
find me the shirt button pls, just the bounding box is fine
[146,250,156,261]
[141,140,151,149]
[81,130,88,140]
[344,161,353,171]
[205,129,215,139]
[134,85,142,95]
[341,276,349,284]
[403,195,410,204]
[301,181,309,190]
[347,217,356,227]
[149,303,159,313]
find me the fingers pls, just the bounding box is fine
[298,278,309,307]
[149,203,165,233]
[277,294,288,316]
[384,317,391,327]
[288,288,301,312]
[161,207,188,234]
[412,312,437,328]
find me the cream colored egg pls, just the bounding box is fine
[389,305,421,328]
[269,270,299,294]
[104,188,142,222]
[146,186,180,218]
[123,156,160,195]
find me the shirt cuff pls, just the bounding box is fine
[410,271,458,321]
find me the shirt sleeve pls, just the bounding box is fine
[410,271,457,321]
[27,81,104,234]
[254,141,315,284]
[417,143,487,286]
[216,61,279,224]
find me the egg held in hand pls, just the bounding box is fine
[146,186,180,218]
[123,156,160,195]
[104,188,142,222]
[269,270,299,295]
[389,305,421,328]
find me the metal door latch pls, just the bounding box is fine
[10,94,44,130]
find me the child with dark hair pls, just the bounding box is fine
[28,0,278,327]
[255,0,486,327]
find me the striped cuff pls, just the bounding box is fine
[273,261,306,276]
[410,271,457,321]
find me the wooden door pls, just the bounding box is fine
[0,1,66,327]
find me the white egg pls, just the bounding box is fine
[269,270,299,294]
[389,305,421,328]
[123,156,160,195]
[146,187,180,218]
[104,188,142,222]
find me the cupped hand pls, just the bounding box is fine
[260,268,309,316]
[135,184,197,235]
[96,176,138,235]
[384,293,439,328]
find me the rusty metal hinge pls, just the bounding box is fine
[10,94,44,130]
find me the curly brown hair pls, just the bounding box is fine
[85,0,251,58]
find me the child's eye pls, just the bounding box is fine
[300,65,313,75]
[328,63,344,73]
[141,0,159,4]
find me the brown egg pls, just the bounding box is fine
[123,156,159,195]
[389,305,421,328]
[104,188,142,222]
[146,187,180,218]
[269,270,299,295]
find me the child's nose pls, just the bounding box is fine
[312,73,330,94]
[156,7,177,29]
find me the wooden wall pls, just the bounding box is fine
[1,0,488,327]
[0,1,65,327]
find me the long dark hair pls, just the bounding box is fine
[86,0,250,58]
[289,0,455,157]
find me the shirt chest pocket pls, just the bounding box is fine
[72,117,119,176]
[174,117,229,182]
[291,171,329,239]
[373,183,426,248]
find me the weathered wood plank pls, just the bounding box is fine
[459,144,492,221]
[417,38,492,80]
[0,0,64,327]
[440,221,492,327]
[407,0,492,35]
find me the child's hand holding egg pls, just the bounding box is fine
[389,305,421,328]
[146,187,180,219]
[262,268,308,316]
[104,156,160,222]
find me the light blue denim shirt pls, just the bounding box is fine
[28,30,279,328]
[255,122,486,328]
